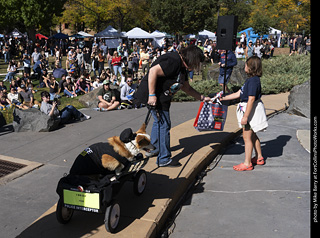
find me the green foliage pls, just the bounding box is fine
[173,54,310,102]
[150,0,217,35]
[1,107,14,125]
[0,0,66,35]
[260,54,310,94]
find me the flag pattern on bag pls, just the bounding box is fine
[193,102,228,131]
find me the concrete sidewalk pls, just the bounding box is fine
[170,112,310,238]
[13,93,289,237]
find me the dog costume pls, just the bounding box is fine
[69,129,136,175]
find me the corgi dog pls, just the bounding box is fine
[69,123,155,176]
[102,123,155,174]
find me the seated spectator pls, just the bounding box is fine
[4,61,17,82]
[9,79,19,91]
[21,72,30,84]
[25,78,36,94]
[75,76,90,94]
[0,91,12,110]
[69,59,76,74]
[52,62,67,79]
[0,81,7,92]
[58,75,66,95]
[97,80,120,111]
[92,76,103,89]
[49,77,59,100]
[19,84,38,108]
[40,91,90,125]
[7,87,28,109]
[120,75,136,108]
[63,77,77,98]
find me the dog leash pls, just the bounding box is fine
[144,106,153,128]
[145,105,162,128]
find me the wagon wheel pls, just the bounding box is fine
[133,170,147,196]
[104,200,121,233]
[56,198,74,224]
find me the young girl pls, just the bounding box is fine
[220,56,268,171]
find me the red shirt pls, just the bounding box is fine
[111,56,121,66]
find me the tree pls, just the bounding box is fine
[0,0,66,38]
[59,0,152,33]
[150,0,217,36]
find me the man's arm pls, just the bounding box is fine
[147,64,165,106]
[181,81,211,102]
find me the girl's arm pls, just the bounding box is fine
[241,96,255,125]
[220,90,240,101]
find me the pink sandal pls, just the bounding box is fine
[233,163,254,171]
[251,156,265,165]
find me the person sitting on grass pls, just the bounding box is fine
[0,91,12,110]
[97,80,120,111]
[49,77,59,100]
[7,87,28,109]
[19,84,38,108]
[40,91,90,125]
[120,75,136,109]
[75,75,90,95]
[63,77,77,98]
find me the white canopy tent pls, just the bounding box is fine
[198,30,216,41]
[77,31,93,37]
[151,30,166,47]
[125,27,153,39]
[269,27,282,47]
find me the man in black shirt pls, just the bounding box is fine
[135,45,211,167]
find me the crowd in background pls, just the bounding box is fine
[0,32,311,112]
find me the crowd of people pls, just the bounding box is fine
[0,32,311,114]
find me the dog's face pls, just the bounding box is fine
[134,123,155,155]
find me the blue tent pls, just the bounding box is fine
[238,27,268,45]
[50,33,69,39]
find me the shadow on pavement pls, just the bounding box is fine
[224,135,292,161]
[17,172,188,237]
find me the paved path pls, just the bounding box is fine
[170,112,310,238]
[0,93,291,237]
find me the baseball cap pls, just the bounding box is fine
[103,80,110,85]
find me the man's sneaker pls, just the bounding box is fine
[80,113,91,121]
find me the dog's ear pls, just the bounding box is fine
[136,123,146,134]
[136,134,149,148]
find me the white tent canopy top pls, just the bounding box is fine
[77,31,93,37]
[125,27,153,39]
[198,29,216,41]
[151,30,166,38]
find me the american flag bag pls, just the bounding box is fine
[193,99,228,132]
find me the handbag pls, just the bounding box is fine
[193,99,228,132]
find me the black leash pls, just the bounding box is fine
[145,105,163,128]
[144,106,152,128]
